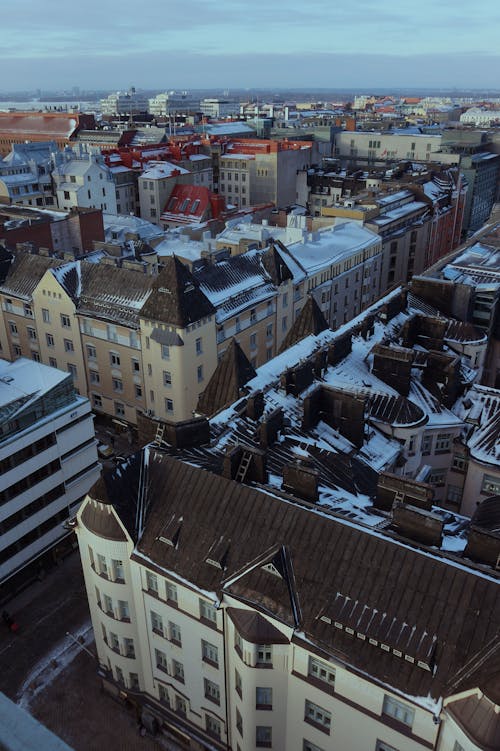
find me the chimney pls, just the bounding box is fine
[282,462,319,503]
[392,503,443,547]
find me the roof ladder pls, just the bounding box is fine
[154,422,166,446]
[235,451,252,483]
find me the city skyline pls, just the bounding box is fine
[3,0,499,90]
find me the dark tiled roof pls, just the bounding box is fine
[140,256,214,327]
[447,693,500,750]
[78,262,153,327]
[368,392,426,427]
[197,338,256,417]
[131,451,500,701]
[80,500,127,541]
[0,252,63,299]
[261,242,294,285]
[279,295,329,354]
[226,608,290,644]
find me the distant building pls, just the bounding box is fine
[0,141,57,208]
[148,92,200,117]
[0,112,95,157]
[200,98,240,119]
[100,88,149,116]
[0,357,99,585]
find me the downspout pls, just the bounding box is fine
[222,606,231,750]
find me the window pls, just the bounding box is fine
[447,484,463,505]
[132,358,140,372]
[266,323,273,339]
[9,321,18,335]
[172,659,184,682]
[250,308,257,323]
[110,632,120,652]
[196,337,203,355]
[256,686,272,709]
[257,645,272,665]
[87,344,97,359]
[235,668,242,698]
[67,363,77,379]
[303,742,324,751]
[202,640,219,666]
[42,308,50,323]
[146,571,158,594]
[13,345,21,357]
[169,621,182,644]
[90,370,100,384]
[305,700,331,733]
[60,314,71,328]
[308,656,335,689]
[163,370,172,387]
[481,474,500,495]
[421,434,433,455]
[123,637,135,658]
[135,385,142,398]
[151,611,163,635]
[375,743,399,751]
[27,327,37,341]
[166,581,178,603]
[46,333,55,347]
[129,672,140,690]
[235,630,243,654]
[92,393,102,408]
[97,554,107,577]
[112,378,123,392]
[235,316,241,333]
[200,599,217,623]
[103,593,113,615]
[118,600,129,620]
[112,559,124,581]
[109,352,120,367]
[155,648,168,671]
[64,338,74,352]
[250,333,257,349]
[175,696,187,715]
[382,694,414,728]
[161,344,170,360]
[435,433,452,452]
[204,678,220,704]
[63,190,70,200]
[256,726,272,747]
[233,707,242,739]
[206,715,221,738]
[114,402,125,417]
[429,468,447,486]
[159,684,169,705]
[197,365,204,383]
[165,398,174,413]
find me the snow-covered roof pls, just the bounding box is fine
[140,161,190,179]
[285,222,381,274]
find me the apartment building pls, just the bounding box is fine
[334,131,449,164]
[0,141,57,208]
[138,162,193,224]
[74,289,499,751]
[100,88,149,115]
[200,99,240,119]
[148,92,200,117]
[52,149,118,214]
[0,357,99,585]
[218,139,315,209]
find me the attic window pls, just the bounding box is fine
[167,197,177,210]
[190,199,200,214]
[157,515,182,548]
[261,562,281,577]
[180,198,190,212]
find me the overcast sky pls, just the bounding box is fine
[3,0,499,91]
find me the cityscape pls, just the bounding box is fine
[0,4,499,751]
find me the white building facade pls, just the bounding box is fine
[0,358,99,584]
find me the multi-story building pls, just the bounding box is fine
[100,88,149,116]
[0,357,99,585]
[138,162,193,224]
[0,141,57,208]
[52,148,118,214]
[459,152,500,232]
[200,99,240,119]
[74,289,499,751]
[218,139,315,209]
[0,112,95,157]
[334,131,448,164]
[148,92,200,117]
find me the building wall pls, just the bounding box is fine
[76,502,444,751]
[1,377,98,583]
[335,132,444,163]
[54,160,118,214]
[140,315,217,422]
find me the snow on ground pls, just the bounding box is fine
[17,619,93,710]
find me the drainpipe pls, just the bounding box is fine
[221,606,231,750]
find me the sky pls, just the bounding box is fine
[2,0,499,92]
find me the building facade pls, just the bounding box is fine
[0,357,99,585]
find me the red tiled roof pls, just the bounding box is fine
[161,184,211,221]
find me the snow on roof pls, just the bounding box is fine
[153,234,206,262]
[103,213,163,242]
[285,222,380,274]
[0,357,70,415]
[370,201,428,227]
[141,161,190,179]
